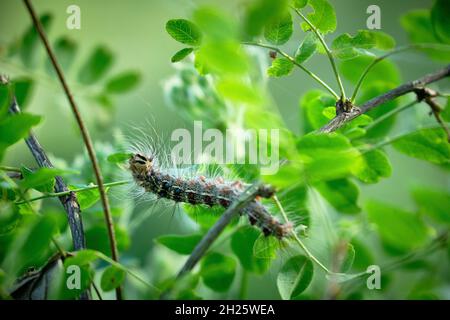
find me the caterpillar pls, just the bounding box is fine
[128,153,293,239]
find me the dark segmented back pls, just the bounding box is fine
[129,153,293,239]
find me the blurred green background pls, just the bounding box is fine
[0,0,448,299]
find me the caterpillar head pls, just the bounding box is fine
[129,153,153,177]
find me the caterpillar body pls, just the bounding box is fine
[129,153,293,239]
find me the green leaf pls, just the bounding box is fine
[16,214,58,273]
[200,252,236,292]
[341,243,355,272]
[304,0,336,34]
[357,82,400,138]
[64,250,98,268]
[295,32,317,64]
[264,12,293,45]
[59,263,93,299]
[184,204,224,231]
[69,183,104,210]
[412,188,450,224]
[105,71,140,93]
[277,255,313,300]
[155,234,202,255]
[195,42,248,75]
[20,14,53,68]
[171,48,194,63]
[0,113,41,160]
[354,149,392,184]
[401,10,450,61]
[13,78,34,110]
[431,0,450,43]
[86,224,130,256]
[331,30,395,60]
[338,114,373,139]
[442,98,450,122]
[0,84,12,119]
[166,19,202,46]
[47,37,77,73]
[253,234,278,259]
[193,7,237,41]
[392,128,450,165]
[20,167,65,193]
[340,55,401,86]
[277,185,310,226]
[315,179,360,214]
[267,58,294,77]
[107,152,133,163]
[231,226,271,274]
[366,201,429,252]
[101,265,126,292]
[216,79,263,105]
[351,238,374,271]
[299,90,336,132]
[296,133,362,181]
[332,31,375,59]
[243,0,288,37]
[292,0,308,8]
[78,46,114,85]
[372,31,396,50]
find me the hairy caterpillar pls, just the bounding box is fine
[128,153,293,239]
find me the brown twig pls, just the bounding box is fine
[22,0,121,299]
[161,183,271,299]
[414,87,450,142]
[319,65,450,133]
[6,96,90,300]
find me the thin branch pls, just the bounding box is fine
[22,0,122,299]
[414,87,450,142]
[15,180,131,205]
[177,184,265,277]
[363,100,418,133]
[351,43,450,102]
[358,124,447,154]
[273,195,332,274]
[8,99,87,251]
[292,7,346,100]
[162,183,269,298]
[319,64,450,133]
[242,41,340,99]
[343,99,418,138]
[7,98,91,300]
[0,165,22,173]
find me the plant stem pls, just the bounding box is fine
[292,7,346,100]
[161,183,266,299]
[95,251,160,294]
[320,65,450,132]
[242,41,340,99]
[344,100,417,140]
[363,100,417,132]
[239,269,248,300]
[23,0,122,300]
[358,124,447,154]
[273,195,333,274]
[0,165,22,173]
[351,43,450,103]
[15,180,131,205]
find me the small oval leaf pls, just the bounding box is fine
[277,255,314,300]
[166,19,202,46]
[101,265,126,292]
[171,47,194,63]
